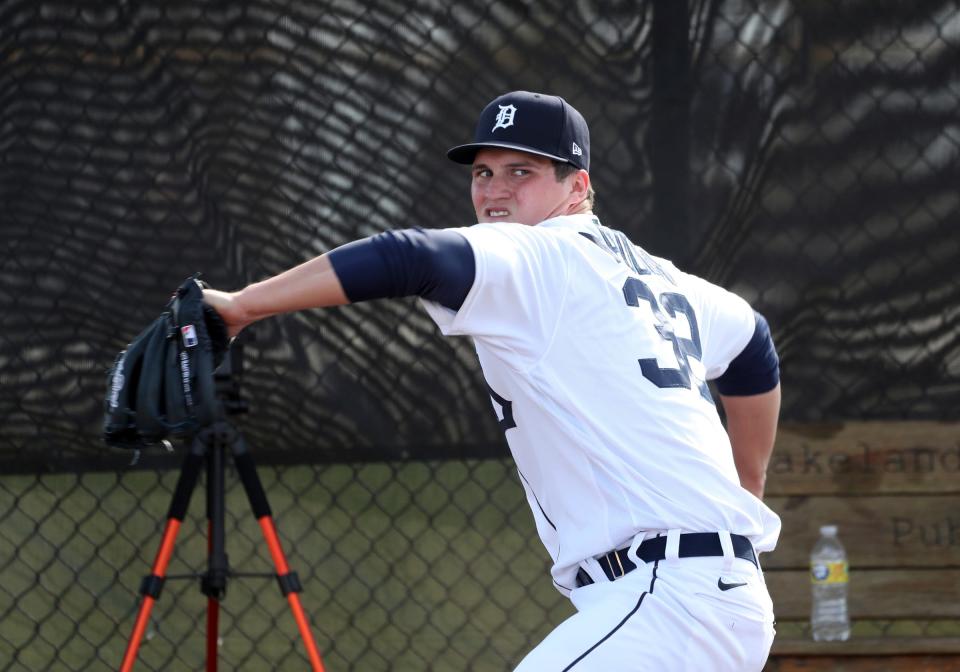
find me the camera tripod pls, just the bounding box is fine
[119,344,325,671]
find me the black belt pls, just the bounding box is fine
[576,533,757,587]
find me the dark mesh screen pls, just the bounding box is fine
[3,1,957,471]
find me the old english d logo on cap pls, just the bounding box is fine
[492,104,517,131]
[447,91,590,171]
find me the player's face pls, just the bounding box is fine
[471,148,585,226]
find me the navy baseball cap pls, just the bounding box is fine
[447,91,590,171]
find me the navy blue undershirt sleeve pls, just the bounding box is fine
[327,228,476,311]
[715,311,780,396]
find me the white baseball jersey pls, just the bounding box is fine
[421,214,781,594]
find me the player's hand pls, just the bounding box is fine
[202,288,251,339]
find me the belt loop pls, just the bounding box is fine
[626,531,647,567]
[581,556,608,584]
[665,529,681,561]
[718,531,735,573]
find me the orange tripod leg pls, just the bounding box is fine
[120,447,204,672]
[206,520,220,672]
[259,516,326,672]
[119,519,184,672]
[233,442,326,672]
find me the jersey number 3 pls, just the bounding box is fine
[622,277,712,402]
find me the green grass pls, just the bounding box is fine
[8,460,956,671]
[0,460,573,671]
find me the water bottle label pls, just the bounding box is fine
[811,560,848,584]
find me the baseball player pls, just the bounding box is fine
[203,91,781,670]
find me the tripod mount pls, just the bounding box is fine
[119,341,325,671]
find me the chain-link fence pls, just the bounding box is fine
[2,0,958,669]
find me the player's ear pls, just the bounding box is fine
[570,169,590,201]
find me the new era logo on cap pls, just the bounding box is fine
[447,91,590,171]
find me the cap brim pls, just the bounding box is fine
[447,142,570,165]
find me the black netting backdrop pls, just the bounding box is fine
[1,0,959,669]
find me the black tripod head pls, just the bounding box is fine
[214,336,250,416]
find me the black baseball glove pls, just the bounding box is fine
[103,275,230,449]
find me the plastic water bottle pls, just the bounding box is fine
[810,524,850,641]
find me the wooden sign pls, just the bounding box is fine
[766,568,960,620]
[760,421,960,636]
[765,422,960,496]
[763,494,960,568]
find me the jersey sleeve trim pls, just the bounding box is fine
[327,228,476,311]
[714,310,780,396]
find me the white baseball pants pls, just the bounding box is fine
[514,554,775,671]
